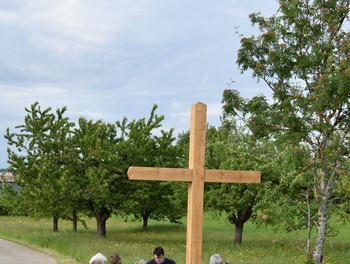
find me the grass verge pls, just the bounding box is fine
[0,214,349,264]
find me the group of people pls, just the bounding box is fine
[89,252,122,264]
[89,246,175,264]
[89,246,229,264]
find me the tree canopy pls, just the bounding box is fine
[5,102,186,237]
[223,0,350,262]
[5,102,75,230]
[116,105,187,228]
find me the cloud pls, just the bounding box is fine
[74,111,104,120]
[1,85,68,98]
[0,0,279,167]
[0,9,17,24]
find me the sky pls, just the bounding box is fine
[0,0,279,168]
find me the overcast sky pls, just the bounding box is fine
[0,0,279,168]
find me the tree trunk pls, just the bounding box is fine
[72,210,77,233]
[142,215,149,229]
[233,221,244,245]
[96,219,107,237]
[313,172,332,264]
[53,217,58,232]
[227,206,253,246]
[305,192,313,258]
[313,198,328,263]
[141,210,152,230]
[94,209,110,237]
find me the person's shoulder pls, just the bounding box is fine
[146,260,156,264]
[164,258,176,264]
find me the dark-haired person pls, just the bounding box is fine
[146,246,176,264]
[110,253,122,264]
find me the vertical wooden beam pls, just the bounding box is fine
[186,102,207,264]
[127,102,261,264]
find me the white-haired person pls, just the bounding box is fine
[89,253,107,264]
[209,254,230,264]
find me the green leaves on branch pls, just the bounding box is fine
[224,1,350,260]
[5,102,186,235]
[116,104,187,228]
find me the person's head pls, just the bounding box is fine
[89,253,107,264]
[110,254,122,264]
[209,254,224,264]
[153,246,165,264]
[91,260,104,264]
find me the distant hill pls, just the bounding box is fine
[0,169,6,172]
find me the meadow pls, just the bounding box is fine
[0,214,349,264]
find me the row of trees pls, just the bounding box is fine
[2,99,349,263]
[4,102,187,237]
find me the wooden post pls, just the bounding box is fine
[127,102,261,264]
[186,102,206,264]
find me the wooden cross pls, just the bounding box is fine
[127,102,261,264]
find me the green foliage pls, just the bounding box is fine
[0,183,27,216]
[205,123,279,245]
[223,0,350,261]
[5,102,75,220]
[116,105,187,227]
[4,102,186,236]
[68,117,126,236]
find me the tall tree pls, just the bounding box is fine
[5,102,75,231]
[223,0,350,262]
[70,118,125,237]
[116,105,187,228]
[204,124,279,245]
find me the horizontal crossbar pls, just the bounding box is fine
[127,167,261,183]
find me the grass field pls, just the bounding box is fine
[0,214,349,264]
